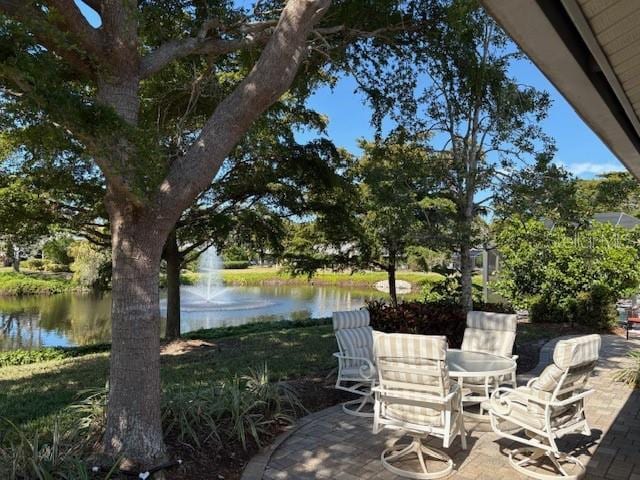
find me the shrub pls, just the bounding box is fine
[21,258,45,271]
[613,350,640,388]
[44,262,69,273]
[367,300,467,348]
[0,417,118,480]
[421,271,483,303]
[43,237,74,266]
[495,219,640,326]
[0,272,69,295]
[68,241,111,290]
[367,300,514,348]
[0,344,110,368]
[528,285,617,328]
[223,260,250,269]
[571,285,617,328]
[162,365,305,450]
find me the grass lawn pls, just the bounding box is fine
[183,266,483,289]
[0,323,337,432]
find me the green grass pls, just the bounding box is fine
[0,344,110,368]
[0,271,73,296]
[182,267,449,288]
[0,321,336,432]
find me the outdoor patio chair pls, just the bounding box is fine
[332,309,376,417]
[461,311,518,412]
[484,334,601,479]
[372,332,466,479]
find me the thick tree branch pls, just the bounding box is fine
[140,21,276,79]
[154,0,330,218]
[43,0,103,57]
[0,0,99,79]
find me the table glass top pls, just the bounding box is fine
[446,349,515,375]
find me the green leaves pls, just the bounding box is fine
[494,219,640,325]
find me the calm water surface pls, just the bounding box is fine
[0,285,373,351]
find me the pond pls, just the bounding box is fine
[0,285,376,351]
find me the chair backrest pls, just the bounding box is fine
[373,332,449,397]
[461,311,517,358]
[529,334,601,409]
[333,309,373,367]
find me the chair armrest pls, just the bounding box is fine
[333,353,376,379]
[526,377,538,387]
[490,386,594,410]
[548,389,594,407]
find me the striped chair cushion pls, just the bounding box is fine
[373,332,448,361]
[333,309,370,330]
[552,334,601,369]
[461,311,517,358]
[336,326,374,368]
[373,333,448,387]
[386,402,445,427]
[524,335,601,416]
[461,329,516,358]
[466,311,517,332]
[373,333,450,422]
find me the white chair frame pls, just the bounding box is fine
[372,336,467,479]
[333,310,376,417]
[333,349,376,417]
[488,365,594,479]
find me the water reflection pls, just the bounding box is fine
[0,285,375,351]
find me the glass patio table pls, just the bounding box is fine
[446,349,517,420]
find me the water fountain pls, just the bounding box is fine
[179,246,273,312]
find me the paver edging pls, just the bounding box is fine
[240,405,341,480]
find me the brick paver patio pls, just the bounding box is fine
[246,334,640,480]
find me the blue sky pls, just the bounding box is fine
[302,60,625,179]
[76,1,624,179]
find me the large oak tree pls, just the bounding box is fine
[0,0,423,470]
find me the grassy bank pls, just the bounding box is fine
[0,270,73,296]
[180,267,447,289]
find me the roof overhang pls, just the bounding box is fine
[480,0,640,179]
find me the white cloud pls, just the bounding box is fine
[559,161,626,176]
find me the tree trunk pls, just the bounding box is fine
[102,203,167,469]
[11,243,19,272]
[388,251,398,307]
[459,241,473,312]
[164,230,181,341]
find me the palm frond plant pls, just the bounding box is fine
[613,349,640,388]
